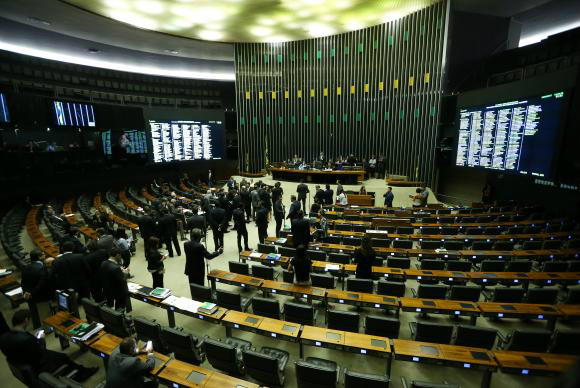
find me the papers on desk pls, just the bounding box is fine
[351,205,359,208]
[325,264,340,271]
[0,269,12,277]
[162,296,218,314]
[366,230,381,234]
[250,252,263,259]
[5,287,22,296]
[435,249,448,253]
[150,287,171,299]
[69,322,104,342]
[127,282,141,293]
[276,238,287,244]
[267,253,282,261]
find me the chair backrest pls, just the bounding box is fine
[393,240,413,249]
[417,284,448,300]
[38,372,78,388]
[282,270,295,283]
[305,249,327,261]
[242,349,283,386]
[371,238,391,248]
[443,241,464,250]
[377,279,405,297]
[566,288,580,304]
[550,330,580,355]
[386,257,410,269]
[493,241,514,251]
[471,241,493,250]
[81,297,101,323]
[507,329,551,352]
[440,227,459,235]
[327,310,359,333]
[454,325,497,349]
[279,247,297,257]
[522,241,543,250]
[284,302,315,325]
[542,240,562,250]
[543,261,569,272]
[229,261,250,275]
[420,227,440,235]
[449,285,481,302]
[311,273,335,289]
[160,326,202,365]
[99,305,131,337]
[483,227,500,235]
[420,241,442,250]
[464,227,482,234]
[446,260,472,272]
[527,288,558,304]
[189,283,213,302]
[365,315,400,338]
[204,338,240,374]
[8,361,39,387]
[295,360,337,388]
[492,288,525,303]
[480,260,505,272]
[216,289,243,311]
[252,264,275,280]
[344,236,362,246]
[251,297,281,319]
[133,316,166,352]
[346,278,374,293]
[328,252,351,264]
[344,369,389,388]
[420,259,445,270]
[414,322,454,344]
[257,243,277,254]
[397,227,414,235]
[505,260,532,272]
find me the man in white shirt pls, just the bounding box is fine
[337,192,348,205]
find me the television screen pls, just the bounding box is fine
[149,119,224,163]
[0,92,9,123]
[54,100,96,127]
[122,130,148,154]
[102,131,112,155]
[455,91,565,178]
[57,290,69,311]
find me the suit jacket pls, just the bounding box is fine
[184,240,219,276]
[255,208,269,228]
[83,249,109,275]
[96,235,114,254]
[287,201,301,220]
[232,208,247,232]
[0,330,45,371]
[21,261,52,302]
[314,190,325,204]
[297,183,309,200]
[105,349,155,388]
[159,214,178,237]
[291,218,311,247]
[51,252,90,292]
[99,260,128,301]
[240,191,251,206]
[271,187,283,204]
[60,235,86,254]
[383,191,394,206]
[186,214,206,233]
[208,208,227,231]
[274,200,284,219]
[324,189,334,205]
[137,215,156,239]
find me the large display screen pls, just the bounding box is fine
[149,119,224,162]
[0,93,9,123]
[54,101,96,127]
[455,92,565,178]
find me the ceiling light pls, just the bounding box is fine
[344,20,364,31]
[267,36,289,43]
[164,49,180,55]
[249,26,272,36]
[134,0,166,15]
[258,18,276,26]
[297,10,312,18]
[27,16,51,26]
[198,30,223,41]
[101,0,129,8]
[307,23,335,38]
[87,48,100,54]
[108,10,158,30]
[171,18,195,29]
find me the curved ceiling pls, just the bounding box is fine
[61,0,438,43]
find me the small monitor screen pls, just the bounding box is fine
[0,93,9,123]
[122,130,148,154]
[57,291,69,311]
[455,92,565,178]
[102,131,112,155]
[54,101,96,127]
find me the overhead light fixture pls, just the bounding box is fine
[249,26,272,37]
[198,30,223,41]
[87,48,100,54]
[134,0,165,15]
[27,16,51,26]
[164,49,180,55]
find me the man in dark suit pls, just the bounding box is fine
[274,197,285,238]
[240,186,252,221]
[158,210,181,257]
[291,210,311,248]
[184,229,222,286]
[296,180,310,213]
[83,240,109,303]
[0,310,97,379]
[324,184,334,205]
[271,182,283,207]
[21,250,52,328]
[383,186,394,207]
[314,185,325,206]
[287,195,301,221]
[105,337,157,388]
[60,227,86,254]
[100,248,129,310]
[255,201,269,244]
[208,205,227,251]
[232,204,250,252]
[52,241,91,299]
[136,207,156,242]
[46,206,70,233]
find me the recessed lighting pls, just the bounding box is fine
[87,48,100,54]
[249,26,272,36]
[164,49,180,55]
[197,30,223,41]
[27,16,51,26]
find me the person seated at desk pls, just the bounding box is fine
[359,186,367,195]
[291,245,312,286]
[337,191,348,206]
[354,237,376,279]
[105,337,157,388]
[347,153,357,166]
[409,188,423,208]
[0,310,98,380]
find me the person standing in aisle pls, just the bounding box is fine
[274,196,285,238]
[255,201,269,244]
[383,186,394,207]
[232,204,250,252]
[183,229,222,286]
[145,237,166,288]
[296,180,309,214]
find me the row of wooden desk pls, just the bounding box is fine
[209,268,580,329]
[93,192,138,231]
[44,311,258,388]
[26,206,60,258]
[122,281,577,388]
[326,217,551,229]
[326,208,519,219]
[62,198,99,240]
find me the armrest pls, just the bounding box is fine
[415,263,421,269]
[411,288,418,298]
[408,322,417,338]
[496,331,508,349]
[400,376,410,388]
[482,290,492,301]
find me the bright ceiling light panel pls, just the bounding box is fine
[63,0,437,42]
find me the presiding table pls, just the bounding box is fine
[271,167,365,184]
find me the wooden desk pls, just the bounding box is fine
[205,372,260,388]
[347,194,374,206]
[239,250,289,266]
[343,332,391,358]
[299,325,345,357]
[255,317,301,343]
[393,339,497,388]
[222,310,263,336]
[157,359,212,387]
[556,304,580,318]
[404,269,469,283]
[493,350,577,376]
[400,298,479,324]
[261,279,326,301]
[478,302,563,330]
[271,167,364,184]
[93,193,138,231]
[207,269,264,291]
[88,333,122,358]
[43,311,104,346]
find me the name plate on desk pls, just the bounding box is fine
[186,370,207,384]
[282,325,296,333]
